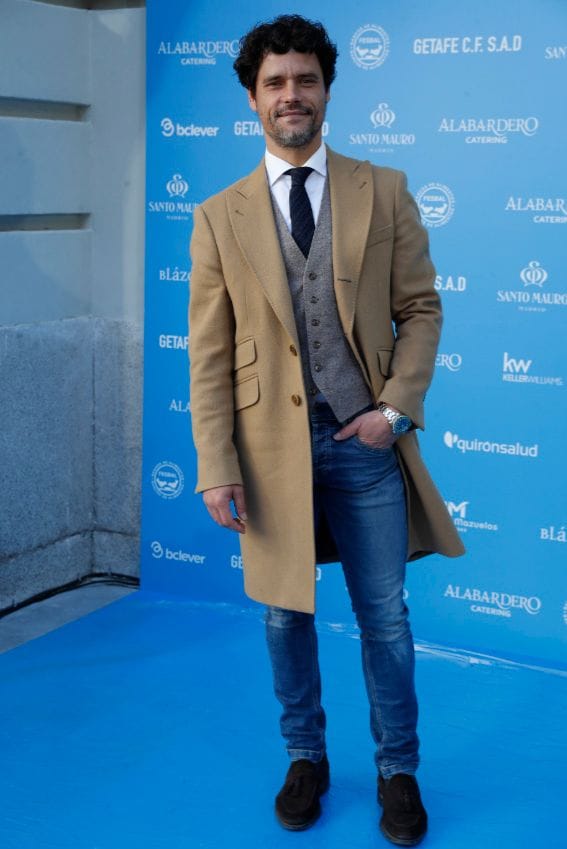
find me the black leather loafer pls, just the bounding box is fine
[275,755,330,830]
[378,773,428,846]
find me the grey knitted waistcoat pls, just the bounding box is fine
[271,177,372,423]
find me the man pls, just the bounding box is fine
[189,14,464,846]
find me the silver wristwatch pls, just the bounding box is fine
[376,402,412,435]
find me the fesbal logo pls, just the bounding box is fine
[443,431,539,458]
[350,25,390,69]
[416,183,455,227]
[151,461,185,499]
[156,37,239,67]
[413,34,522,55]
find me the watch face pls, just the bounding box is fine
[393,416,412,434]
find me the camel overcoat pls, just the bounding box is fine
[188,147,465,613]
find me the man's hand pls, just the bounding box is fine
[333,409,396,449]
[202,484,248,533]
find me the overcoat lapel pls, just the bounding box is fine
[227,161,299,347]
[327,148,374,340]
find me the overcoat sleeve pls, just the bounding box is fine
[377,171,442,430]
[188,204,243,493]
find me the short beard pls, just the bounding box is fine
[267,110,323,149]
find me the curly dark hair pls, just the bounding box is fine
[233,14,338,93]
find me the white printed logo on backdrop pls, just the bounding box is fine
[349,103,416,154]
[151,461,185,499]
[496,261,567,313]
[505,197,567,224]
[161,117,219,138]
[502,352,563,386]
[350,25,390,69]
[156,37,239,67]
[435,274,467,293]
[445,500,498,534]
[436,353,463,372]
[444,585,541,619]
[147,174,198,221]
[413,34,522,55]
[438,116,538,145]
[443,431,539,458]
[416,184,455,227]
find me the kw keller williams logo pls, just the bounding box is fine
[443,431,538,458]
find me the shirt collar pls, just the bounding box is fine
[265,142,327,187]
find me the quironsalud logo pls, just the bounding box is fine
[350,25,390,69]
[151,461,184,499]
[443,431,539,458]
[416,183,455,227]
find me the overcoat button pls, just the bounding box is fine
[289,344,298,356]
[291,394,302,406]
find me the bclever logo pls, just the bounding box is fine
[416,184,455,227]
[349,103,415,154]
[434,274,467,293]
[152,540,205,563]
[436,353,462,372]
[151,541,164,558]
[169,399,190,414]
[496,261,567,313]
[505,196,567,224]
[157,37,239,66]
[148,174,198,221]
[350,25,390,69]
[413,34,522,55]
[438,116,538,144]
[540,526,566,543]
[502,352,563,386]
[444,584,541,619]
[444,500,498,533]
[151,461,184,499]
[161,117,219,138]
[443,431,539,458]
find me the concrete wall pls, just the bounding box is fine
[0,0,145,610]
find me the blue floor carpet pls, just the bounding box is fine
[1,590,564,849]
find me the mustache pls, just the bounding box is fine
[275,105,313,118]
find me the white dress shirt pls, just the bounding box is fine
[264,142,327,231]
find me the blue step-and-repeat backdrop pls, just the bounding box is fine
[142,0,567,670]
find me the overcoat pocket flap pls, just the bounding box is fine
[234,374,259,411]
[377,348,393,377]
[234,337,256,370]
[366,224,393,247]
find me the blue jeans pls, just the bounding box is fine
[265,400,419,779]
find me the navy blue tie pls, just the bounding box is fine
[286,167,315,258]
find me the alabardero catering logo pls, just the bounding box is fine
[435,353,462,372]
[496,261,567,313]
[443,431,539,458]
[234,120,329,138]
[438,115,538,145]
[505,196,567,224]
[416,184,455,227]
[444,500,498,534]
[151,540,206,564]
[349,103,416,154]
[444,585,541,619]
[501,352,563,387]
[147,174,198,222]
[151,461,184,499]
[413,34,522,55]
[156,37,239,67]
[161,117,219,138]
[350,25,390,69]
[169,398,190,414]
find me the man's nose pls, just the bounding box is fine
[282,80,301,101]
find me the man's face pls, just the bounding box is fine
[248,50,330,152]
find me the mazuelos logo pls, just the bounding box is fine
[416,183,455,227]
[444,500,498,533]
[350,25,390,69]
[151,461,184,499]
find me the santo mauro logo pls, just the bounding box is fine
[496,261,567,313]
[147,174,198,221]
[349,103,415,152]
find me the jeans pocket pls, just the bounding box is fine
[352,435,393,455]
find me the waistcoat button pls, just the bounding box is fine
[308,271,317,281]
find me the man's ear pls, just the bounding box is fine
[325,88,331,104]
[248,89,257,112]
